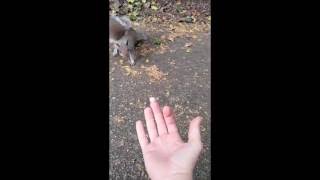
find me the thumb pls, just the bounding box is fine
[187,116,203,148]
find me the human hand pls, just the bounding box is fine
[136,97,203,180]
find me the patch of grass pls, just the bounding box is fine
[129,14,137,21]
[152,37,162,46]
[127,0,154,21]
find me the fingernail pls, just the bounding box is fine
[149,97,156,102]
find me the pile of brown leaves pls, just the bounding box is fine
[142,65,168,81]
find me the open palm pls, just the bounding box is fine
[136,97,203,180]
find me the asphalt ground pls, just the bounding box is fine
[109,25,211,179]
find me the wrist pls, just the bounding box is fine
[160,173,193,180]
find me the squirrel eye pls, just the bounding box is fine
[126,40,129,46]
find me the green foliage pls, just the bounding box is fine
[129,14,137,21]
[151,5,158,11]
[111,0,160,21]
[152,37,162,46]
[127,0,147,21]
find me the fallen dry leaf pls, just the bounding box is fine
[169,61,176,65]
[143,65,168,81]
[133,22,140,26]
[113,115,125,125]
[169,24,175,31]
[136,99,145,108]
[167,34,175,42]
[152,17,158,22]
[110,67,115,73]
[155,44,169,54]
[185,42,193,47]
[139,46,154,56]
[122,66,140,77]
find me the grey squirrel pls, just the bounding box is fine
[109,15,148,65]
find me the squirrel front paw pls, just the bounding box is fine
[128,52,136,66]
[129,59,135,66]
[112,48,119,57]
